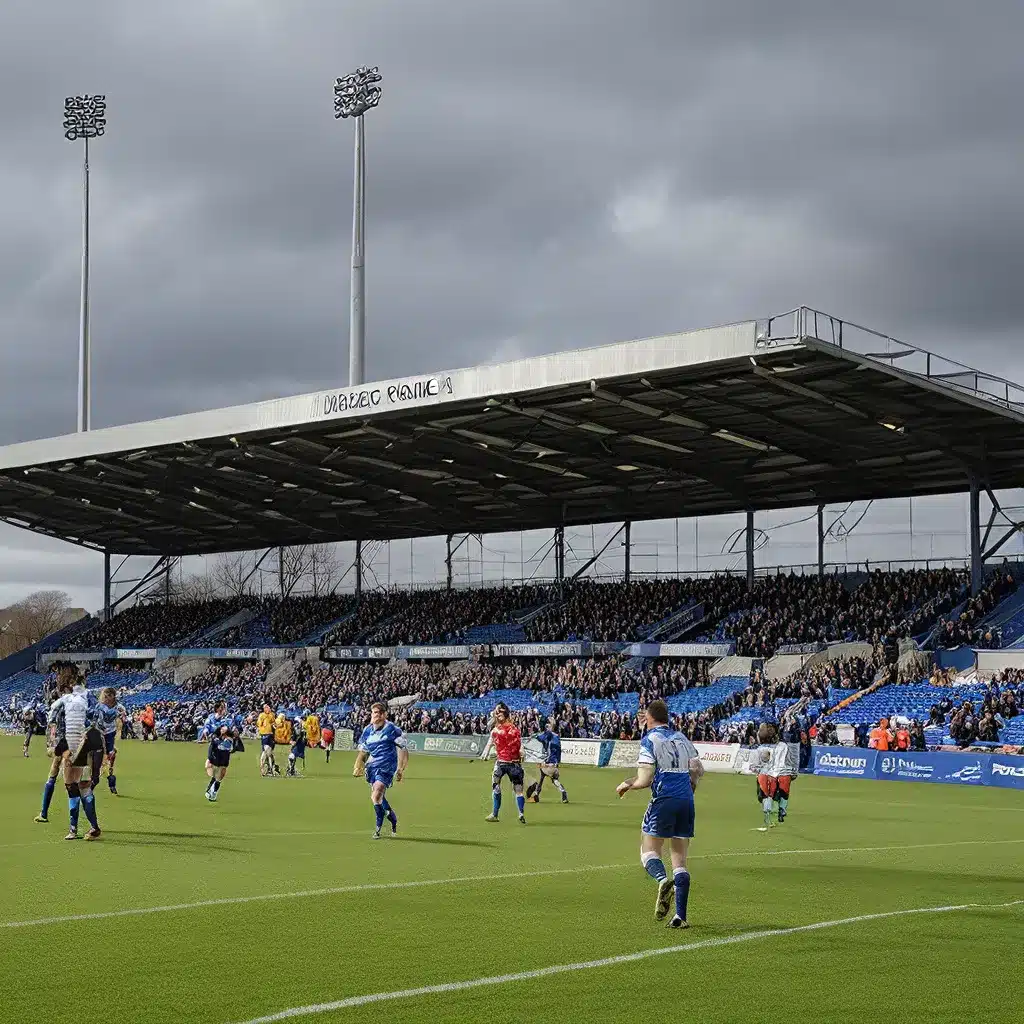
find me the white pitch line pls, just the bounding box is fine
[234,898,1024,1023]
[0,862,628,931]
[3,837,1022,931]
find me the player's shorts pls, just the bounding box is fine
[70,728,104,768]
[492,761,525,788]
[260,735,275,749]
[103,732,117,755]
[540,762,560,779]
[757,774,778,800]
[642,795,695,839]
[365,765,394,789]
[208,748,232,769]
[53,737,69,759]
[772,774,793,797]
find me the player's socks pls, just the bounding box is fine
[41,778,56,818]
[492,792,502,818]
[374,803,386,831]
[108,773,117,794]
[82,792,99,831]
[762,797,773,825]
[325,749,331,763]
[515,795,526,817]
[673,869,690,922]
[641,852,667,882]
[778,796,789,821]
[212,779,222,794]
[69,796,81,832]
[554,780,568,802]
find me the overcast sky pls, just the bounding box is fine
[1,0,1023,611]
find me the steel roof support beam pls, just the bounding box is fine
[969,476,982,596]
[103,551,111,621]
[746,510,756,587]
[570,521,626,581]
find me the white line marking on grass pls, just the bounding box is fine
[3,837,1021,930]
[0,863,628,930]
[233,899,1024,1023]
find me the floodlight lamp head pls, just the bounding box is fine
[334,66,382,119]
[63,95,107,141]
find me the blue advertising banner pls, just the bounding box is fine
[986,757,1024,790]
[811,745,1024,789]
[812,747,878,778]
[876,751,986,786]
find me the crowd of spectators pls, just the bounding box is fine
[61,597,253,652]
[219,594,356,646]
[327,584,550,646]
[931,570,1017,649]
[525,576,748,642]
[713,568,970,657]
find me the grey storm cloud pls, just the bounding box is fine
[0,0,1022,605]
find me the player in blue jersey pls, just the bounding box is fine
[90,688,128,795]
[352,702,409,839]
[525,721,568,804]
[617,699,704,929]
[286,714,308,777]
[203,702,236,802]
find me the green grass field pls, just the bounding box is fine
[1,735,1022,1023]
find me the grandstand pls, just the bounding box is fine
[2,308,1024,752]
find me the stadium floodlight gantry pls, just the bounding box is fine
[1,307,1023,612]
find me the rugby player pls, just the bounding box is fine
[351,703,408,839]
[484,703,527,824]
[321,722,335,763]
[204,701,236,802]
[48,664,104,841]
[525,720,568,804]
[616,699,703,928]
[35,676,73,824]
[90,688,127,796]
[287,714,308,776]
[256,704,277,777]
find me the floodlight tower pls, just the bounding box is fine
[63,94,107,432]
[334,66,382,387]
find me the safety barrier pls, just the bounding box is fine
[811,744,1024,789]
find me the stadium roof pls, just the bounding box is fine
[1,306,1023,556]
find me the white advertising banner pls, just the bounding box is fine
[558,738,603,766]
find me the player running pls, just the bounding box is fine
[287,715,308,777]
[351,703,408,839]
[484,703,527,824]
[48,664,104,841]
[203,701,236,802]
[525,720,568,804]
[616,699,703,929]
[321,722,335,763]
[21,700,43,757]
[257,704,277,777]
[90,688,127,796]
[775,707,804,823]
[35,676,73,824]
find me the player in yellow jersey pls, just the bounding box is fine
[274,713,292,747]
[304,712,321,750]
[256,705,278,777]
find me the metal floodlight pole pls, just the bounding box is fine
[63,94,106,432]
[334,66,382,387]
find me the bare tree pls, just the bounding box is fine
[279,546,313,598]
[308,544,345,596]
[212,551,255,598]
[1,590,74,655]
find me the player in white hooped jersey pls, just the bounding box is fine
[616,700,704,929]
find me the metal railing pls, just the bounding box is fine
[759,306,1024,415]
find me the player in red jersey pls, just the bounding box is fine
[321,724,335,764]
[484,703,527,824]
